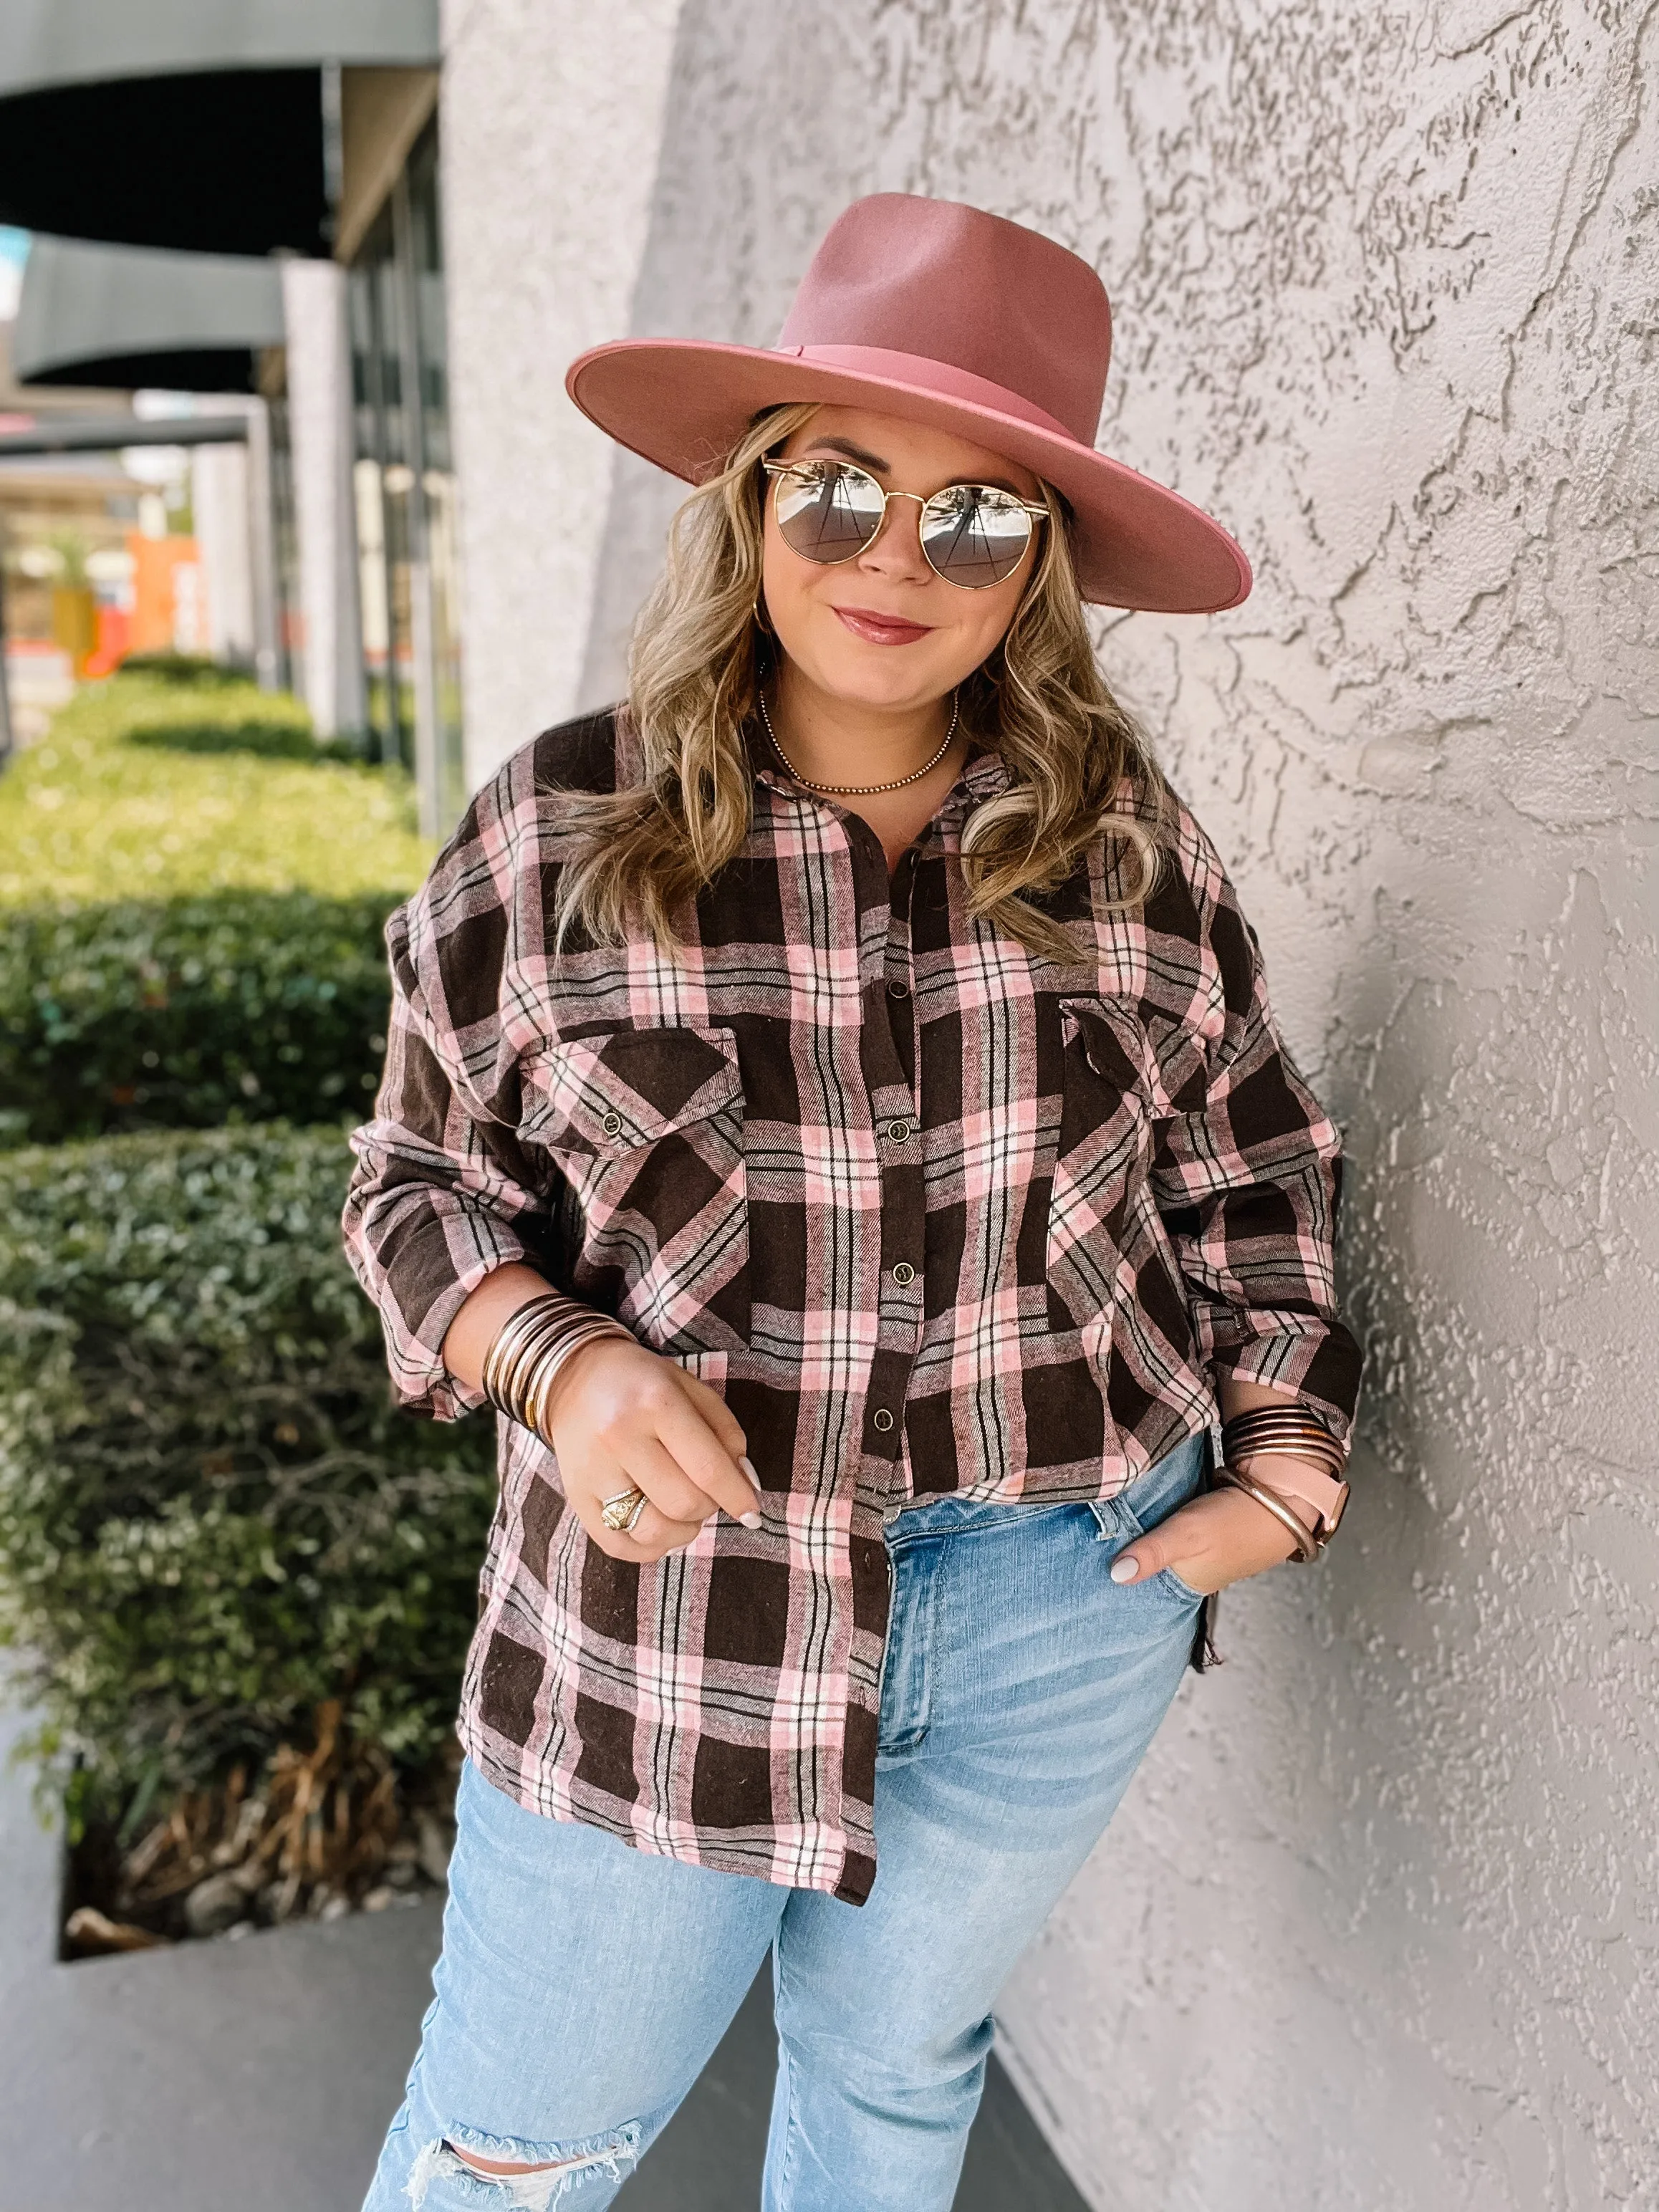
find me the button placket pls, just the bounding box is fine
[865,857,924,1499]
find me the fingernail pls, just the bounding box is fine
[739,1456,761,1493]
[1110,1555,1139,1584]
[739,1511,764,1530]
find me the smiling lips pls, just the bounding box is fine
[832,605,934,647]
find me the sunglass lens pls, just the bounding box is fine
[919,486,1035,587]
[773,462,886,564]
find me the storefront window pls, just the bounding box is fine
[347,116,462,832]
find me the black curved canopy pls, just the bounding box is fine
[11,235,286,394]
[0,2,438,256]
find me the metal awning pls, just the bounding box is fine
[11,236,285,394]
[0,415,249,457]
[0,2,439,256]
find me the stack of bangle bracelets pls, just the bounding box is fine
[481,1290,633,1484]
[1216,1403,1350,1561]
[482,1300,1347,1558]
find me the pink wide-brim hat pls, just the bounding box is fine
[566,193,1250,615]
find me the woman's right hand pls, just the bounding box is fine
[538,1336,763,1560]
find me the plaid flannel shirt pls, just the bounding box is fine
[344,709,1361,1903]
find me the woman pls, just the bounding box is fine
[347,193,1361,2212]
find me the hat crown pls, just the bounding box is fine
[776,193,1112,447]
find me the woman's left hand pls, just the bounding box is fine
[1110,1472,1310,1596]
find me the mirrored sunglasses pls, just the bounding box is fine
[762,457,1047,590]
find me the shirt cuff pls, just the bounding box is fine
[372,1207,530,1421]
[1210,1324,1360,1450]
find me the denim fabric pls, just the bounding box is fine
[362,1431,1207,2212]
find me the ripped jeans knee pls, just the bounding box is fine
[407,2121,643,2210]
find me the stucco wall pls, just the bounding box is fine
[439,0,683,789]
[442,3,1659,2203]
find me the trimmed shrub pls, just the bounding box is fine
[0,1123,496,1813]
[0,890,399,1145]
[0,666,430,908]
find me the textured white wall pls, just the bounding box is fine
[438,0,684,787]
[443,3,1659,2203]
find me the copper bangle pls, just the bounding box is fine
[481,1294,569,1415]
[1214,1464,1324,1562]
[481,1294,630,1436]
[1221,1405,1345,1469]
[519,1319,633,1440]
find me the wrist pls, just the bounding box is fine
[1230,1451,1324,1532]
[537,1329,632,1434]
[480,1294,633,1441]
[1214,1462,1322,1562]
[1218,1399,1350,1552]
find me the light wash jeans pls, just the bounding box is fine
[363,1431,1208,2212]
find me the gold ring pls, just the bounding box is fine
[600,1486,649,1534]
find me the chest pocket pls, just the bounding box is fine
[522,1024,749,1354]
[1044,998,1155,1331]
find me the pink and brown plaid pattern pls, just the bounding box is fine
[344,711,1361,1903]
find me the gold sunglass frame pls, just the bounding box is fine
[761,458,1048,589]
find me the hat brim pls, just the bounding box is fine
[566,338,1251,615]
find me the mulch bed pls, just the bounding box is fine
[61,1702,458,1958]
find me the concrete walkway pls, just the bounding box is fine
[0,1716,1088,2211]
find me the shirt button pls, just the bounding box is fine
[887,978,910,999]
[872,1407,896,1433]
[601,1112,623,1138]
[891,1262,915,1286]
[885,1118,912,1144]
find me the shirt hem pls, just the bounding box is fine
[458,1728,870,1905]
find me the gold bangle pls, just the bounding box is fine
[481,1294,568,1415]
[520,1321,632,1439]
[481,1295,630,1435]
[1215,1464,1323,1563]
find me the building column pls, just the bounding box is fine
[191,435,255,667]
[279,257,366,738]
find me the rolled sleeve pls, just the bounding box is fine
[1150,862,1362,1445]
[343,902,552,1422]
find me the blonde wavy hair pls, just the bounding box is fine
[553,403,1168,961]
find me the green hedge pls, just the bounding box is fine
[0,890,400,1145]
[0,1123,496,1812]
[0,665,431,908]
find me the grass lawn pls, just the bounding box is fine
[0,668,433,906]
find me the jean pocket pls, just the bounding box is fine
[1086,1497,1205,1609]
[1089,1441,1208,1606]
[1151,1564,1205,1604]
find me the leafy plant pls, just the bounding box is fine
[0,890,398,1144]
[0,1124,498,1815]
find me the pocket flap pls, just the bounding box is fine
[1059,998,1150,1092]
[526,1026,741,1158]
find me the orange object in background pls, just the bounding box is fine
[83,605,133,679]
[128,533,205,657]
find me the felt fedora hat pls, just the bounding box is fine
[566,192,1250,614]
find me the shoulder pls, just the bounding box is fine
[1142,785,1259,1021]
[522,704,627,798]
[475,704,625,823]
[444,703,627,878]
[386,706,625,989]
[1150,785,1229,919]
